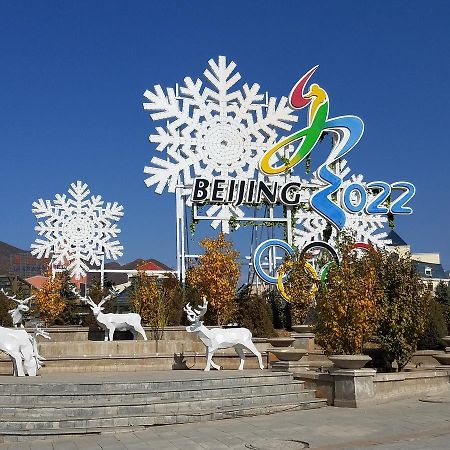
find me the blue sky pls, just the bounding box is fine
[1,1,449,272]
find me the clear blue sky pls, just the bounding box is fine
[1,1,449,271]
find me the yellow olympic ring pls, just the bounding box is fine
[277,261,319,302]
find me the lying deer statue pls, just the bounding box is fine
[184,298,264,371]
[0,325,50,376]
[0,289,34,328]
[76,290,147,341]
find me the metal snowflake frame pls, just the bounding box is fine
[31,181,124,280]
[143,56,299,279]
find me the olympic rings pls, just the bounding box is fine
[253,239,378,301]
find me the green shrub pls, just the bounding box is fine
[234,285,276,337]
[375,252,429,371]
[435,281,450,306]
[0,292,14,327]
[418,299,447,350]
[268,290,289,329]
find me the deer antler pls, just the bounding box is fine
[183,303,197,322]
[72,287,96,308]
[193,296,208,318]
[98,295,110,307]
[184,297,208,322]
[34,325,51,340]
[17,295,34,306]
[0,288,17,302]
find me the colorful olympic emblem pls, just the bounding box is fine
[253,239,375,301]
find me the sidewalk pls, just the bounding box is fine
[3,391,450,450]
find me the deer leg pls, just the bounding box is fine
[206,346,221,370]
[134,324,147,341]
[205,347,220,371]
[108,327,115,341]
[104,330,108,341]
[205,347,212,371]
[244,340,264,370]
[9,355,17,376]
[209,356,221,371]
[235,345,245,370]
[11,353,25,377]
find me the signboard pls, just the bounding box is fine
[143,56,415,283]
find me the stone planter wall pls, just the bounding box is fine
[295,369,450,407]
[374,370,450,401]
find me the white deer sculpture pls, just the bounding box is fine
[76,290,147,341]
[0,325,50,376]
[0,289,34,328]
[184,298,264,371]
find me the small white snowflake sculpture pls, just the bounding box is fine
[294,160,391,249]
[31,181,124,279]
[143,55,298,230]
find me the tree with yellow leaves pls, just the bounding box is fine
[129,269,178,343]
[315,236,384,355]
[129,269,158,326]
[279,252,317,325]
[186,233,240,325]
[34,269,67,326]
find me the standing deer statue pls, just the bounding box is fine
[184,298,264,371]
[76,290,147,341]
[0,289,34,328]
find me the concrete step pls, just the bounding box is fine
[0,389,317,421]
[1,394,325,432]
[0,372,293,395]
[0,399,327,443]
[0,379,306,406]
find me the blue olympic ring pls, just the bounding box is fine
[253,239,295,284]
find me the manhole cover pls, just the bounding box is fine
[245,439,309,449]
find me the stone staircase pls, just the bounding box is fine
[0,371,326,442]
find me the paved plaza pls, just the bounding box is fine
[2,390,449,450]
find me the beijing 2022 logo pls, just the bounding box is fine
[260,66,415,227]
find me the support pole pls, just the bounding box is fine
[269,206,277,279]
[100,253,105,289]
[175,187,181,281]
[286,207,293,245]
[180,191,186,283]
[175,184,186,282]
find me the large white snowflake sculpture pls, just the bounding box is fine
[31,181,124,279]
[294,160,391,250]
[143,55,298,231]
